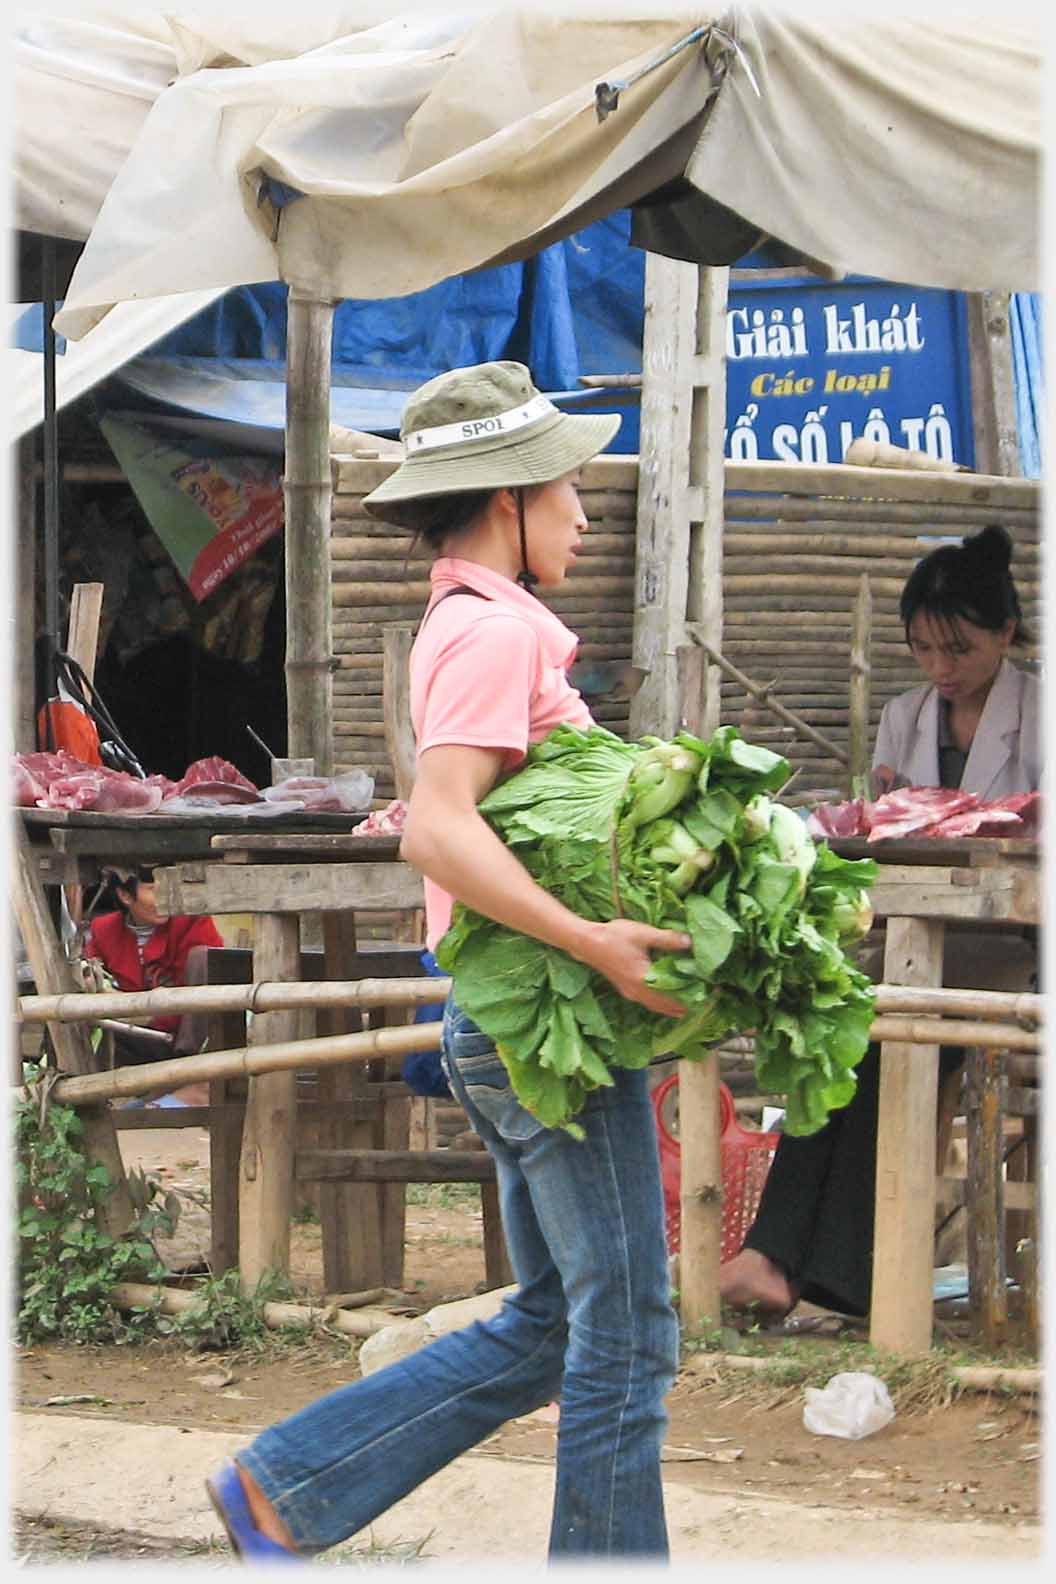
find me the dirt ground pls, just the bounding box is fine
[13,1123,1043,1560]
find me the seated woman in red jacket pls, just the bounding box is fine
[85,866,223,1105]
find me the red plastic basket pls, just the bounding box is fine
[652,1073,781,1261]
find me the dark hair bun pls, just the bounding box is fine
[967,524,1013,573]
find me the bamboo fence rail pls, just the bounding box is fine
[329,456,1041,797]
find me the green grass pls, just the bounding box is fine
[405,1183,481,1211]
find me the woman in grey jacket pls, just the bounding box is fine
[720,524,1040,1320]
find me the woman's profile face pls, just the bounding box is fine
[907,609,1015,706]
[523,472,588,588]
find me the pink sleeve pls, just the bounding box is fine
[417,614,539,765]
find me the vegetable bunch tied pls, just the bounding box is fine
[436,724,878,1138]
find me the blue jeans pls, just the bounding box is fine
[236,995,679,1560]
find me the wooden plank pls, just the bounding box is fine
[965,1048,1007,1347]
[212,833,396,860]
[154,860,424,916]
[724,460,1038,509]
[65,583,105,682]
[238,914,300,1289]
[868,870,1039,926]
[296,1149,498,1183]
[870,916,945,1354]
[936,1178,1035,1212]
[828,835,1039,865]
[11,822,133,1235]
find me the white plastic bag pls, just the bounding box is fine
[802,1371,895,1440]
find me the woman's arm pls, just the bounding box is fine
[401,743,690,1018]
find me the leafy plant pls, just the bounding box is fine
[152,1268,308,1352]
[437,724,878,1136]
[15,1069,178,1343]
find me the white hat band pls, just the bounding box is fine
[403,393,557,457]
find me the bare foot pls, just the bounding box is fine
[238,1463,297,1551]
[719,1249,799,1315]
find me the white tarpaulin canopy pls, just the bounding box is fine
[14,5,1039,346]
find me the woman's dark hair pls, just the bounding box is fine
[401,489,497,552]
[900,524,1030,645]
[98,866,154,917]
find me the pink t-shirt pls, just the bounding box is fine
[410,556,594,947]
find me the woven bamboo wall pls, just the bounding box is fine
[330,454,1041,800]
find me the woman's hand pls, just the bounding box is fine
[574,919,691,1017]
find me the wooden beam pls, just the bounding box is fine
[297,1149,497,1184]
[318,911,385,1292]
[285,291,336,774]
[966,291,1020,477]
[870,917,945,1354]
[154,860,424,916]
[238,914,300,1289]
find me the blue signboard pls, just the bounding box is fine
[724,275,975,468]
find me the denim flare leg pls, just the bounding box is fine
[236,995,679,1560]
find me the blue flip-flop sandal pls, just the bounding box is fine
[205,1461,301,1563]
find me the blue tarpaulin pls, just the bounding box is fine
[13,209,1042,469]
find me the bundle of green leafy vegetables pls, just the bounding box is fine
[435,723,878,1138]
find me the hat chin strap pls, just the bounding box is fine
[515,488,539,593]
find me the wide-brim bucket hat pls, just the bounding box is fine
[362,360,620,527]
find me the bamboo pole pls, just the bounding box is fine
[19,977,450,1025]
[847,574,872,796]
[683,1351,1040,1396]
[108,1282,399,1338]
[872,987,1042,1024]
[686,629,848,765]
[869,1017,1039,1053]
[285,291,336,775]
[25,1020,445,1108]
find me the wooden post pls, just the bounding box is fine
[318,912,385,1291]
[12,823,133,1236]
[629,256,696,741]
[629,259,728,1335]
[966,292,1020,476]
[870,916,945,1354]
[847,574,872,796]
[239,913,300,1289]
[382,627,417,801]
[965,1046,1007,1348]
[285,291,336,775]
[686,267,729,736]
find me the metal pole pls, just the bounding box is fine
[42,237,60,649]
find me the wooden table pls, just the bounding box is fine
[153,830,437,1293]
[19,805,375,888]
[830,835,1041,1355]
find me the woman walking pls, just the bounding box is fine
[206,361,691,1562]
